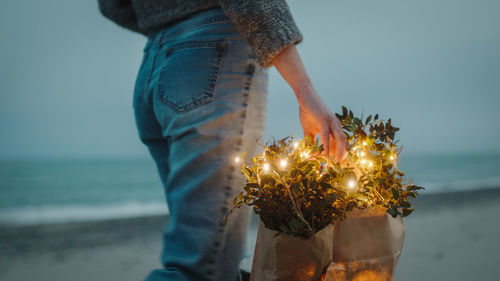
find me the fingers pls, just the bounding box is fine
[335,135,347,162]
[329,134,336,158]
[319,125,330,156]
[330,123,347,162]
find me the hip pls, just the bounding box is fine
[133,7,268,135]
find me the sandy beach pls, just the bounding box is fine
[1,188,500,281]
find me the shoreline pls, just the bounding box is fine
[2,186,499,229]
[1,187,500,281]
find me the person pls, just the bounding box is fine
[98,1,347,280]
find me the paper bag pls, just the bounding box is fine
[324,207,405,281]
[250,221,334,281]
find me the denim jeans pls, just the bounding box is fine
[132,7,268,281]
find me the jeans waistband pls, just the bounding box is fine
[146,7,230,43]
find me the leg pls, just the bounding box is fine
[133,40,171,189]
[137,24,268,281]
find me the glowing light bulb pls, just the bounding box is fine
[234,157,240,164]
[360,159,366,165]
[301,152,309,158]
[293,142,299,149]
[368,161,373,168]
[280,159,287,168]
[389,155,395,160]
[347,180,357,191]
[359,151,366,157]
[362,141,367,146]
[263,163,270,172]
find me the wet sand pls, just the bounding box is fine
[1,188,500,281]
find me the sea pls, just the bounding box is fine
[1,153,499,226]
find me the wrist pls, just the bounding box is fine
[294,82,315,103]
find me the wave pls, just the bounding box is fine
[416,176,500,193]
[0,201,168,226]
[1,176,499,227]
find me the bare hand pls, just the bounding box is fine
[296,84,347,162]
[270,45,347,162]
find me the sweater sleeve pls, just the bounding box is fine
[218,0,303,68]
[98,0,146,35]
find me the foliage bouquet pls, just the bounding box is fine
[231,107,424,281]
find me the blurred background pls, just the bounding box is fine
[1,0,499,280]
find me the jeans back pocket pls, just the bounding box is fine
[158,40,228,114]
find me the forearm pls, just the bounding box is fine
[271,45,314,102]
[272,44,348,161]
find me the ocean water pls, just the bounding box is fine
[1,153,499,226]
[0,158,166,226]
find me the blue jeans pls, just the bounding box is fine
[133,8,268,281]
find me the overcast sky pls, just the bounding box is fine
[1,0,499,159]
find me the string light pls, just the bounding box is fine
[229,107,425,239]
[347,179,357,191]
[263,163,270,172]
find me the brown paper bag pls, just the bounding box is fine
[324,207,405,281]
[250,221,334,281]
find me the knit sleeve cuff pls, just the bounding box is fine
[219,0,303,68]
[98,0,146,35]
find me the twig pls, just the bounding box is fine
[284,181,313,233]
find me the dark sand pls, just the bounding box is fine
[1,188,500,281]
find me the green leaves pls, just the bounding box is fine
[242,167,253,181]
[229,106,424,238]
[391,188,400,200]
[365,115,372,124]
[402,208,414,216]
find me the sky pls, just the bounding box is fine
[0,0,499,159]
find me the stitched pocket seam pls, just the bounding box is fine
[158,40,228,114]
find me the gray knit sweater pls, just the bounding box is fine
[98,0,303,67]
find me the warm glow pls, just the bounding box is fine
[229,107,425,239]
[347,180,357,191]
[263,163,270,172]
